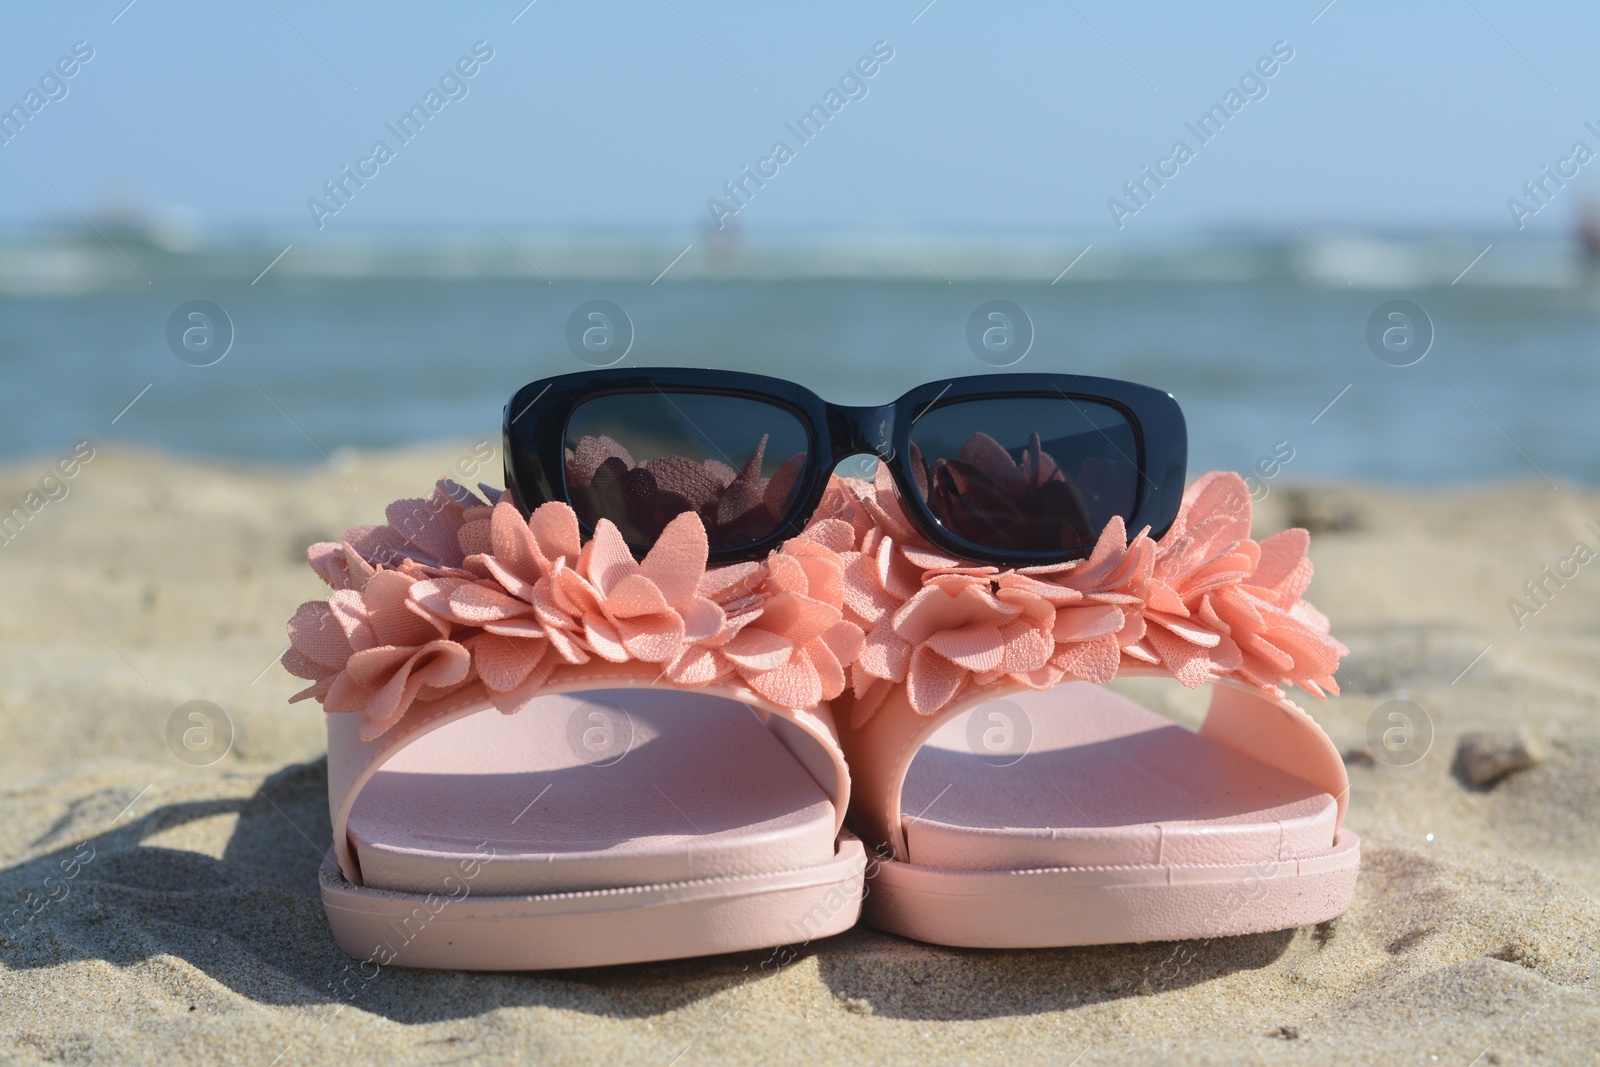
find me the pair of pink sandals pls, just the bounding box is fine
[284,469,1358,970]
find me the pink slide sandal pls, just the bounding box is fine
[831,470,1360,947]
[281,462,1357,961]
[283,482,867,970]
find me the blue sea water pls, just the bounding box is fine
[2,232,1596,486]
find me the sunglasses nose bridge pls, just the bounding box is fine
[828,404,898,462]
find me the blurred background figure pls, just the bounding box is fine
[1578,199,1600,275]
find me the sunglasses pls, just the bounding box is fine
[502,369,1188,567]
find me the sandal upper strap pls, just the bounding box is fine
[836,666,1349,862]
[325,661,852,886]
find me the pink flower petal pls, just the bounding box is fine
[1253,527,1310,591]
[806,640,847,699]
[385,491,467,568]
[700,561,762,603]
[456,517,493,559]
[679,597,727,643]
[793,517,855,554]
[529,501,581,565]
[584,519,639,596]
[905,645,968,715]
[324,671,374,715]
[288,676,334,704]
[604,573,673,619]
[841,555,898,627]
[411,577,535,626]
[362,571,445,647]
[998,620,1053,673]
[287,601,352,670]
[488,501,552,584]
[639,510,708,605]
[667,646,728,686]
[721,627,794,671]
[616,613,687,663]
[356,639,472,737]
[583,614,629,663]
[757,591,843,645]
[1147,611,1223,649]
[817,619,865,669]
[484,668,552,716]
[742,653,823,710]
[1051,634,1122,684]
[923,623,1005,672]
[281,646,336,683]
[551,566,602,618]
[791,551,845,605]
[1052,603,1127,644]
[856,616,911,682]
[1144,625,1218,689]
[467,632,547,692]
[482,618,547,638]
[543,624,591,664]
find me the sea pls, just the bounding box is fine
[2,228,1596,487]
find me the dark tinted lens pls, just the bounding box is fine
[565,391,810,551]
[908,396,1139,554]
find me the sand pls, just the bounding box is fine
[2,444,1597,1065]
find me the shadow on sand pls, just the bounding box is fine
[0,758,1293,1023]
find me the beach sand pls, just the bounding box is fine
[2,444,1597,1065]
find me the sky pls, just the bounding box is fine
[2,1,1598,240]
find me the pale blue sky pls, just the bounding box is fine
[3,1,1597,238]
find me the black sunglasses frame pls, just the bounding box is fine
[503,368,1187,567]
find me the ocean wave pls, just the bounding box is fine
[0,231,1588,294]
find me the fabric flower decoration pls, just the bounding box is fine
[1133,472,1345,699]
[833,467,1345,727]
[282,465,1346,741]
[284,569,473,740]
[667,519,864,710]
